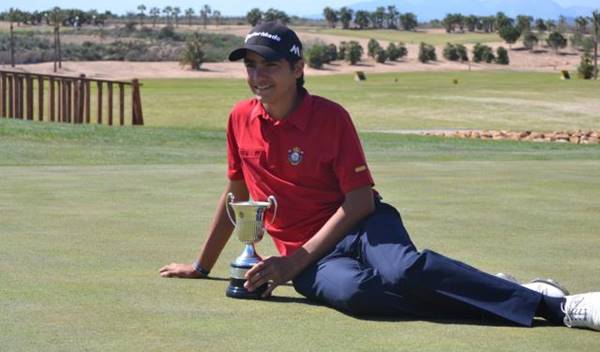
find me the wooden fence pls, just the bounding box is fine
[0,69,143,126]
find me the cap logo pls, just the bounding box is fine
[290,45,301,57]
[245,32,282,43]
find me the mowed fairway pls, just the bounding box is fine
[2,70,600,351]
[143,71,600,132]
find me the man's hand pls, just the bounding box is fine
[159,263,202,278]
[244,256,298,298]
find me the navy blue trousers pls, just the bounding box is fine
[293,201,542,326]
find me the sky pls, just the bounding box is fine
[0,0,598,17]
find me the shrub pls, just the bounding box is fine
[375,48,388,63]
[472,43,495,63]
[577,50,594,79]
[367,38,381,58]
[443,43,459,61]
[344,41,363,65]
[179,33,205,70]
[418,42,436,63]
[306,44,327,69]
[386,42,408,61]
[456,44,468,61]
[522,32,538,51]
[546,31,567,53]
[496,46,510,65]
[325,43,337,63]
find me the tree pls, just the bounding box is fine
[8,8,16,67]
[354,11,370,29]
[546,31,567,54]
[578,49,594,79]
[162,6,173,26]
[367,38,381,58]
[149,7,160,27]
[465,15,479,32]
[558,15,568,33]
[496,46,509,64]
[185,8,194,26]
[306,44,327,69]
[339,7,353,29]
[137,4,146,26]
[263,8,290,24]
[323,7,338,28]
[418,42,436,63]
[499,24,521,49]
[375,48,388,63]
[200,4,211,28]
[344,41,363,64]
[246,8,262,26]
[399,12,418,31]
[173,7,181,27]
[373,7,386,29]
[592,10,600,79]
[473,43,495,63]
[180,33,205,70]
[575,16,588,34]
[386,42,407,61]
[495,12,513,30]
[49,7,66,72]
[535,18,547,33]
[522,31,539,52]
[516,15,533,32]
[386,5,399,29]
[213,10,221,27]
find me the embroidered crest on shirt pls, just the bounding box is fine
[287,147,304,166]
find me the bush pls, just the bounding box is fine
[496,46,510,65]
[472,43,495,63]
[367,38,381,58]
[418,42,436,63]
[386,42,408,61]
[325,43,338,63]
[375,48,388,63]
[443,43,459,61]
[456,44,468,61]
[578,50,594,79]
[344,41,363,65]
[179,33,205,70]
[306,44,327,69]
[546,31,567,53]
[338,41,347,60]
[522,32,538,51]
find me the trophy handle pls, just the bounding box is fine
[267,195,278,224]
[225,192,236,226]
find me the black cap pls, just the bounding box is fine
[229,22,303,62]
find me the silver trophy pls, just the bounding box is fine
[225,192,277,299]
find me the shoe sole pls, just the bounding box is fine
[529,278,570,296]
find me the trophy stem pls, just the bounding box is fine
[226,243,268,299]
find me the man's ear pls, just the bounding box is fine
[294,59,305,79]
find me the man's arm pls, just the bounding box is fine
[159,179,249,278]
[245,185,375,295]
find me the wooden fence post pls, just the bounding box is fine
[131,79,144,126]
[26,74,34,120]
[49,77,55,122]
[85,80,91,123]
[119,83,125,125]
[0,72,6,118]
[97,81,103,125]
[8,74,14,118]
[38,76,44,121]
[108,82,113,126]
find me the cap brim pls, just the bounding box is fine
[228,45,284,61]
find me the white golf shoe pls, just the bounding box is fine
[495,273,569,298]
[522,278,570,298]
[562,293,600,331]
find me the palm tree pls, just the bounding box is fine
[200,4,211,28]
[8,8,17,67]
[49,7,65,72]
[575,16,588,34]
[213,10,222,27]
[149,7,160,28]
[137,4,146,26]
[592,11,600,79]
[173,7,181,27]
[185,8,194,26]
[163,6,173,26]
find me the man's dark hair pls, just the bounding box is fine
[286,57,305,89]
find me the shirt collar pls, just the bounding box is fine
[250,88,312,131]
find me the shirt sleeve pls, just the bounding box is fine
[226,114,244,180]
[332,111,374,194]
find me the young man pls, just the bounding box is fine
[160,22,600,331]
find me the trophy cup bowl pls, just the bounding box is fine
[225,192,277,299]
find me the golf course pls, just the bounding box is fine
[2,68,600,351]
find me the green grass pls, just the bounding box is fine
[139,72,600,132]
[302,27,502,45]
[1,118,600,351]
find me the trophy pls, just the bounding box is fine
[225,192,277,299]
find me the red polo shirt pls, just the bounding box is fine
[226,89,374,256]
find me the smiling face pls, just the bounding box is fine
[243,51,304,116]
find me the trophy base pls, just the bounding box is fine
[226,278,268,299]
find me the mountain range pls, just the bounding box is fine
[347,0,597,20]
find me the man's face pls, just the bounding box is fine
[243,51,303,105]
